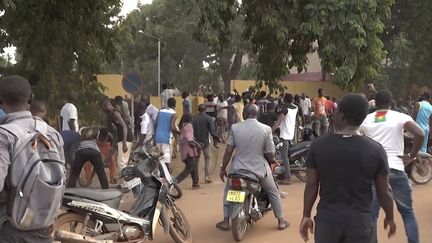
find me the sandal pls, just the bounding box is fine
[278,219,289,230]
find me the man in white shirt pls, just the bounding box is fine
[300,93,311,123]
[273,93,298,185]
[136,103,154,153]
[60,92,79,132]
[360,90,424,243]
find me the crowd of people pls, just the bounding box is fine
[1,75,432,243]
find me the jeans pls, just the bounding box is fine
[280,138,291,180]
[372,169,419,243]
[67,148,109,189]
[313,116,329,137]
[0,222,51,243]
[315,222,373,243]
[175,157,199,185]
[419,127,429,153]
[203,144,211,178]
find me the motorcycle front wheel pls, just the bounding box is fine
[53,212,97,237]
[295,156,308,182]
[231,203,249,242]
[167,205,192,243]
[411,160,432,185]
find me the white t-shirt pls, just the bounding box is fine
[60,103,79,132]
[279,105,298,140]
[300,98,311,115]
[360,110,413,171]
[140,113,154,142]
[217,100,228,119]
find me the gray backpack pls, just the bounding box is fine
[0,119,65,230]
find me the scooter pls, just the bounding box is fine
[272,137,311,182]
[225,173,271,242]
[53,148,192,243]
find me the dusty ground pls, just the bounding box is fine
[87,145,432,243]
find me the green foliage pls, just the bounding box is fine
[0,0,121,125]
[195,0,394,92]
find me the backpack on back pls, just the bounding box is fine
[0,119,65,230]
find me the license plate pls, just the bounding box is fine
[126,178,141,189]
[226,190,246,203]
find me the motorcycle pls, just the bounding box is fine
[226,173,271,242]
[404,133,432,184]
[272,137,311,182]
[53,148,192,243]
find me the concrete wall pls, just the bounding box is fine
[149,96,204,120]
[230,80,347,98]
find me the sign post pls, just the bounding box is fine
[122,72,143,139]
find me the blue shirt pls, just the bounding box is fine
[0,109,5,118]
[416,100,432,130]
[155,108,175,144]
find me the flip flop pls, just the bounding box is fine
[216,221,230,231]
[278,220,290,230]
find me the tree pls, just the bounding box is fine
[195,0,394,92]
[0,0,122,124]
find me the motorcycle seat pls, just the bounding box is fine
[288,141,311,154]
[64,188,123,202]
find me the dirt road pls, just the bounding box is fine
[120,146,432,243]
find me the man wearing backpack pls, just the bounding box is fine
[0,75,65,242]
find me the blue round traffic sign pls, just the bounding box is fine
[122,72,143,94]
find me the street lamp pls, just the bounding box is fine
[138,30,161,96]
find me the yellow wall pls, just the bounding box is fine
[97,74,128,98]
[231,80,347,98]
[149,96,204,122]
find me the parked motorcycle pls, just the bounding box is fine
[272,137,311,182]
[226,173,271,242]
[53,149,192,243]
[404,133,432,184]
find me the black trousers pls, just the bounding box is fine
[67,148,109,189]
[175,157,199,185]
[0,222,51,243]
[315,222,373,243]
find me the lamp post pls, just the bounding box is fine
[138,30,161,96]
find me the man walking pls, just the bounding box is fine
[360,90,423,243]
[193,104,219,183]
[300,93,311,124]
[216,104,289,230]
[100,97,133,187]
[312,88,329,136]
[300,94,396,243]
[272,93,298,185]
[155,97,179,171]
[0,75,65,242]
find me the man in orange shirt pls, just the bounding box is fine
[312,88,329,136]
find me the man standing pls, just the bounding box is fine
[360,90,423,243]
[114,96,131,125]
[300,93,311,124]
[155,97,179,171]
[412,92,432,153]
[0,75,65,242]
[60,91,79,132]
[100,97,133,187]
[216,104,289,230]
[300,94,396,243]
[272,93,298,185]
[193,104,219,183]
[312,88,329,136]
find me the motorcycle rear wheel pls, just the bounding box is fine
[411,160,432,185]
[168,205,193,243]
[169,183,183,199]
[53,212,97,237]
[231,204,249,242]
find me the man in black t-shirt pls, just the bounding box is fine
[258,103,278,129]
[300,94,396,243]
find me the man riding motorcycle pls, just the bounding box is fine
[216,104,289,231]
